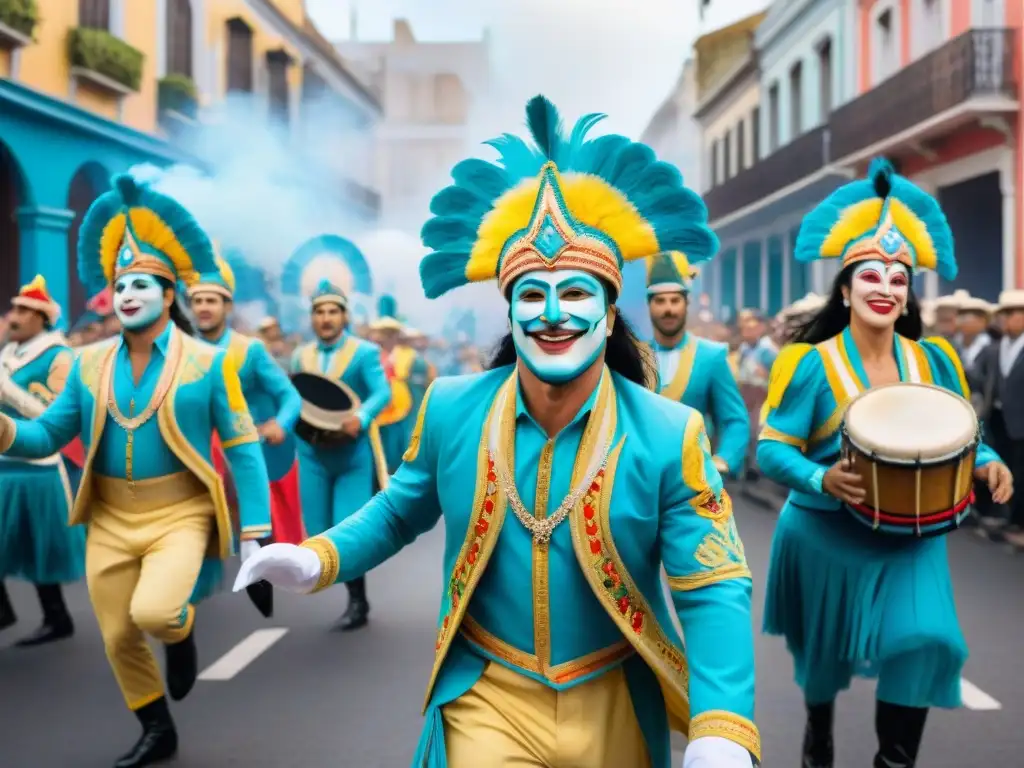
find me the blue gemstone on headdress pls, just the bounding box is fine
[118,246,133,266]
[535,215,566,261]
[880,228,904,255]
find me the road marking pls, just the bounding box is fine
[198,628,289,681]
[961,678,1001,710]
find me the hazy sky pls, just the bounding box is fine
[305,0,698,137]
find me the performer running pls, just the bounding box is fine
[0,276,83,646]
[647,251,750,476]
[0,175,272,767]
[757,159,1014,768]
[189,255,305,545]
[291,279,391,631]
[237,96,760,768]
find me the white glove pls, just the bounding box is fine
[239,539,261,562]
[683,737,754,768]
[232,543,321,595]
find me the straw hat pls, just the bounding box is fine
[933,289,970,311]
[996,289,1024,313]
[958,296,995,317]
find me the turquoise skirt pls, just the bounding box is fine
[0,460,84,584]
[763,499,965,708]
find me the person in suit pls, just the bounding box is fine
[976,290,1024,547]
[957,296,995,395]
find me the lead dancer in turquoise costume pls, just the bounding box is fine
[0,175,272,768]
[757,159,1014,768]
[291,279,391,631]
[0,276,84,647]
[647,251,749,476]
[237,96,761,768]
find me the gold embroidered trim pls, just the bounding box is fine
[106,330,183,431]
[689,710,762,763]
[660,336,698,403]
[0,414,16,453]
[532,440,554,672]
[692,516,748,577]
[460,614,634,685]
[240,525,273,540]
[666,562,751,592]
[301,536,340,593]
[757,424,807,450]
[402,380,437,463]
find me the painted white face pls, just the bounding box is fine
[510,269,610,384]
[113,273,167,330]
[848,259,910,330]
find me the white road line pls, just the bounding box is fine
[198,628,289,682]
[961,678,1002,711]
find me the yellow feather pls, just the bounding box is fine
[922,336,969,398]
[765,343,814,412]
[820,199,883,258]
[216,255,237,292]
[128,209,199,284]
[887,199,937,271]
[99,213,128,282]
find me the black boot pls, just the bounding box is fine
[164,625,198,702]
[873,700,929,768]
[15,584,74,646]
[801,701,834,768]
[114,696,178,768]
[334,577,369,632]
[0,581,16,632]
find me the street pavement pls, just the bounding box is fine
[2,495,1022,767]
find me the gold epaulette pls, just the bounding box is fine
[764,343,814,412]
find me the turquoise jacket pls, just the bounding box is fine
[290,332,392,487]
[0,324,272,555]
[301,365,761,764]
[757,327,999,514]
[210,329,301,482]
[653,333,750,475]
[0,332,74,428]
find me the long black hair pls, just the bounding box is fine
[792,262,923,344]
[155,277,195,336]
[488,312,651,387]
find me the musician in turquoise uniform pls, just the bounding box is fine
[0,276,83,647]
[647,251,749,476]
[0,175,272,768]
[757,159,1014,768]
[238,96,761,768]
[369,294,417,473]
[189,254,305,546]
[290,279,391,631]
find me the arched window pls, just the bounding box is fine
[266,49,292,125]
[0,142,21,306]
[166,0,193,78]
[78,0,110,29]
[226,17,254,93]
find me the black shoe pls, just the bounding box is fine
[164,628,197,702]
[801,702,834,768]
[114,697,178,768]
[333,578,369,632]
[873,701,928,768]
[0,582,16,632]
[15,584,74,647]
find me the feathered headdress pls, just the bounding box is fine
[794,158,956,280]
[646,251,699,296]
[370,294,403,332]
[420,95,718,300]
[188,242,237,299]
[311,278,347,309]
[78,174,218,290]
[11,275,61,325]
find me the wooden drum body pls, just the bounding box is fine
[840,382,979,536]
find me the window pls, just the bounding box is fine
[817,38,833,120]
[723,131,732,180]
[266,50,291,126]
[916,0,944,55]
[768,83,780,152]
[166,0,192,78]
[874,7,899,84]
[736,120,746,172]
[226,18,254,93]
[978,0,1001,25]
[78,0,110,29]
[709,140,719,188]
[751,106,761,162]
[789,61,803,138]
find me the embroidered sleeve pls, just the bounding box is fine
[4,357,85,459]
[706,347,750,475]
[251,340,302,432]
[43,350,73,401]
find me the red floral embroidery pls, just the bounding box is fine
[435,454,499,651]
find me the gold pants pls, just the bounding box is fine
[85,472,213,711]
[442,661,651,767]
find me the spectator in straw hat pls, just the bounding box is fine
[932,289,969,345]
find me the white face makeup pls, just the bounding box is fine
[113,273,167,330]
[848,259,910,330]
[510,269,610,384]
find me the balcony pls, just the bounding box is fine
[830,28,1017,163]
[703,125,829,221]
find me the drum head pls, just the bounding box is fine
[291,372,355,412]
[844,383,977,462]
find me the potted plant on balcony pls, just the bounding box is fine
[158,73,198,120]
[67,26,144,94]
[0,0,38,46]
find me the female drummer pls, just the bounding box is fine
[757,158,1014,768]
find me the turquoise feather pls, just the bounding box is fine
[377,294,398,319]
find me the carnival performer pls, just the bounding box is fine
[189,255,305,546]
[237,95,760,768]
[0,276,83,647]
[369,294,417,473]
[757,158,1014,768]
[647,251,749,476]
[291,279,391,631]
[0,175,272,768]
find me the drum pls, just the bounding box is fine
[291,372,361,446]
[840,382,979,536]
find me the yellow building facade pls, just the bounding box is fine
[0,0,380,319]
